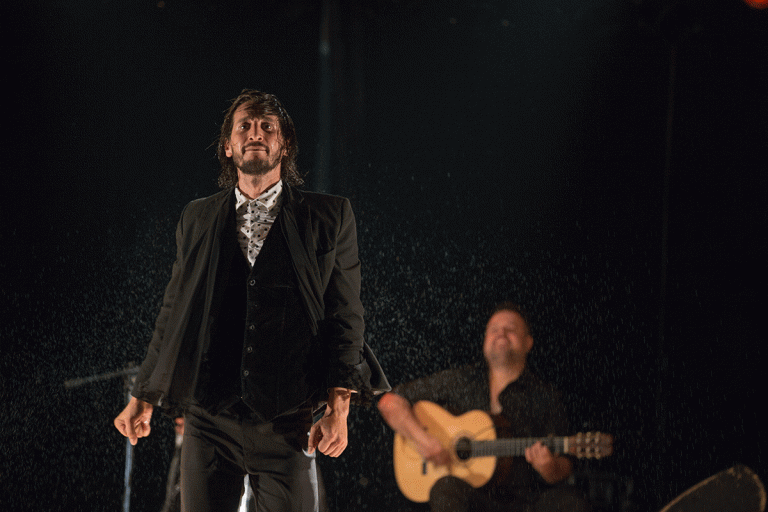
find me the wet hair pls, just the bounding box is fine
[216,89,304,188]
[489,301,533,336]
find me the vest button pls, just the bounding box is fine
[243,370,249,377]
[248,324,256,331]
[246,346,253,353]
[249,279,256,286]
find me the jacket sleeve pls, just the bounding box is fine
[320,198,367,395]
[131,202,191,405]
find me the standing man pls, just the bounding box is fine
[115,89,386,512]
[378,302,589,512]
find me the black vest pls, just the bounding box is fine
[195,208,318,421]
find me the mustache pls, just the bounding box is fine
[242,142,268,151]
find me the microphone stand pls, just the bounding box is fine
[64,364,139,512]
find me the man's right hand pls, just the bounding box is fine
[416,434,452,467]
[378,392,453,467]
[114,396,154,445]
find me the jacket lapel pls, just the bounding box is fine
[280,185,325,334]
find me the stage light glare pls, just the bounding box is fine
[743,0,768,9]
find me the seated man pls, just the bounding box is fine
[378,302,589,512]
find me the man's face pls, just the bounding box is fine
[224,103,286,177]
[483,310,533,366]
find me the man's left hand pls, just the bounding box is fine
[525,441,555,471]
[525,441,573,484]
[307,388,351,457]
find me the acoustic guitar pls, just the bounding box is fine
[393,400,613,503]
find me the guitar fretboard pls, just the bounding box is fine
[470,436,567,457]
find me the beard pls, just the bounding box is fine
[233,146,282,177]
[484,337,527,368]
[238,157,279,176]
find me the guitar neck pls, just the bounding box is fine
[471,436,567,458]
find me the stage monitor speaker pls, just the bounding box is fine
[659,465,765,512]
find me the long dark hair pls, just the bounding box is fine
[216,89,304,188]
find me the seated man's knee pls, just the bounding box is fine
[429,476,476,512]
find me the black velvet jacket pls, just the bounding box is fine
[132,184,382,416]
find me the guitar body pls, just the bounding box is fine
[394,401,497,503]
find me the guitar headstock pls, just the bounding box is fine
[566,432,614,459]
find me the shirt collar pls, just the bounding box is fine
[235,180,284,211]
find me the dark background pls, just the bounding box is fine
[1,1,766,511]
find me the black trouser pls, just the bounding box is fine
[180,404,320,512]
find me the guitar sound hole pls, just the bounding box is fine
[455,437,472,460]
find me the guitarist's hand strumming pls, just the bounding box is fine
[416,433,452,467]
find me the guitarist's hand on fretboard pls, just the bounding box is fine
[525,441,555,469]
[524,441,574,485]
